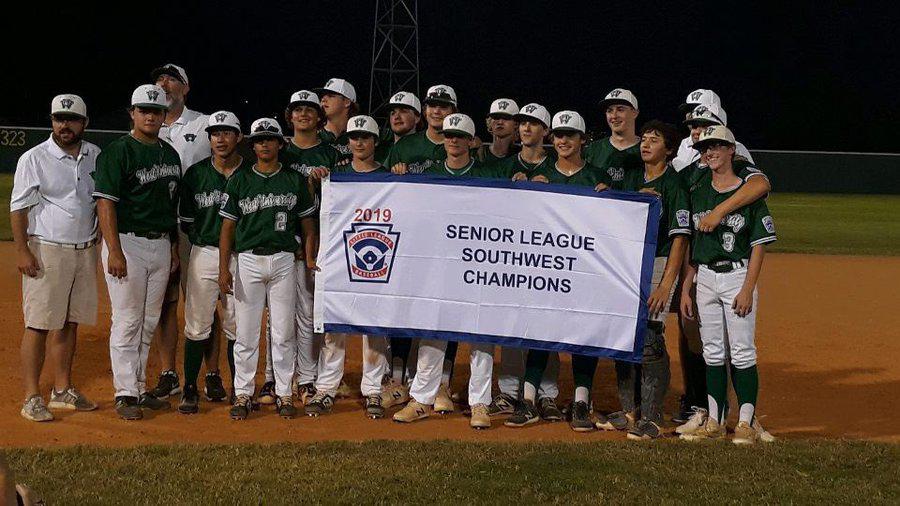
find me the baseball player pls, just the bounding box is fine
[149,63,216,402]
[505,110,611,431]
[218,118,318,420]
[674,99,754,171]
[391,113,498,428]
[598,120,690,440]
[678,125,776,444]
[93,84,181,420]
[11,94,100,422]
[583,88,643,185]
[475,98,520,165]
[374,91,422,164]
[489,102,563,421]
[315,78,358,160]
[176,111,245,414]
[305,115,392,419]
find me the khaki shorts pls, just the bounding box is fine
[22,239,98,330]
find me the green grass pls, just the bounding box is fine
[0,173,897,255]
[5,441,898,504]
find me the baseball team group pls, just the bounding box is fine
[12,62,777,444]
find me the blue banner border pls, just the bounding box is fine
[327,172,661,362]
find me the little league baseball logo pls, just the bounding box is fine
[343,223,401,283]
[184,133,197,142]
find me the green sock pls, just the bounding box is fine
[184,338,208,388]
[572,354,598,391]
[523,349,550,399]
[731,364,759,423]
[227,340,236,389]
[706,364,728,424]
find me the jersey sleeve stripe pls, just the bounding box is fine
[178,216,195,223]
[668,228,691,236]
[297,205,318,218]
[750,236,777,247]
[218,210,239,221]
[744,172,769,182]
[91,191,120,202]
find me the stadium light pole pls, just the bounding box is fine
[368,0,420,120]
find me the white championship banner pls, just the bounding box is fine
[314,173,661,362]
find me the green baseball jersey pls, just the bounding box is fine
[384,130,446,174]
[530,162,611,187]
[423,157,497,178]
[492,151,557,180]
[92,134,181,235]
[681,158,767,192]
[318,129,352,163]
[689,180,777,264]
[583,137,642,185]
[618,165,691,257]
[179,157,248,247]
[282,140,340,176]
[219,165,317,254]
[330,161,390,174]
[474,143,519,166]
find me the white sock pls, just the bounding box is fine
[708,395,720,424]
[574,386,590,404]
[391,358,404,383]
[523,382,537,403]
[739,403,755,424]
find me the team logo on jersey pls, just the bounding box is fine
[559,114,571,124]
[725,213,746,232]
[497,100,510,110]
[448,115,462,127]
[608,167,624,181]
[343,223,401,283]
[523,105,537,113]
[609,89,623,98]
[354,117,367,128]
[147,89,160,101]
[690,91,704,102]
[184,133,196,142]
[762,215,775,234]
[392,92,405,102]
[676,209,690,228]
[215,112,227,123]
[60,98,74,110]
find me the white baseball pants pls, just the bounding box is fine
[184,245,236,342]
[468,343,494,407]
[233,252,296,398]
[103,234,171,398]
[498,347,560,399]
[264,261,320,385]
[313,333,389,396]
[408,339,447,405]
[696,265,758,368]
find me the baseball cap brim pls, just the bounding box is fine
[423,95,456,107]
[488,112,515,119]
[51,111,87,119]
[313,88,352,101]
[513,113,548,127]
[678,102,700,114]
[131,102,168,110]
[151,66,187,84]
[438,128,472,137]
[389,103,420,113]
[550,127,583,135]
[683,117,719,127]
[599,98,636,109]
[205,124,241,133]
[692,138,734,151]
[288,100,323,114]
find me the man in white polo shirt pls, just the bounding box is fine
[148,63,215,401]
[11,94,100,422]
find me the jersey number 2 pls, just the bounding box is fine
[274,212,287,232]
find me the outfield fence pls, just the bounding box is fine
[2,126,898,194]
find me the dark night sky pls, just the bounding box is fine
[5,1,898,152]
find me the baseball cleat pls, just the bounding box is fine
[305,392,335,417]
[365,394,385,419]
[276,396,297,419]
[257,380,277,405]
[434,385,454,414]
[48,386,97,411]
[752,416,776,443]
[178,384,200,415]
[230,394,253,420]
[537,397,563,422]
[204,372,227,402]
[680,417,726,441]
[487,393,518,417]
[675,407,708,435]
[115,396,143,421]
[597,410,635,431]
[296,383,316,406]
[21,395,54,422]
[469,403,491,430]
[393,401,432,423]
[627,419,662,440]
[568,401,595,432]
[381,381,410,409]
[138,393,171,411]
[505,399,540,428]
[149,370,181,399]
[672,395,693,424]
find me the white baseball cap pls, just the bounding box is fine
[550,110,586,135]
[151,63,189,85]
[51,94,87,118]
[489,98,519,118]
[347,115,380,137]
[513,103,551,128]
[288,89,323,112]
[440,113,475,137]
[679,89,721,113]
[424,84,458,107]
[131,84,168,109]
[599,88,638,110]
[315,78,357,102]
[692,125,735,151]
[248,118,284,139]
[206,111,241,133]
[685,103,728,127]
[388,91,421,114]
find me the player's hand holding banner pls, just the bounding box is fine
[314,173,660,362]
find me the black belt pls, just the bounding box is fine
[126,231,169,240]
[251,247,283,256]
[705,259,748,273]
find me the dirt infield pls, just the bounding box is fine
[0,244,897,447]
